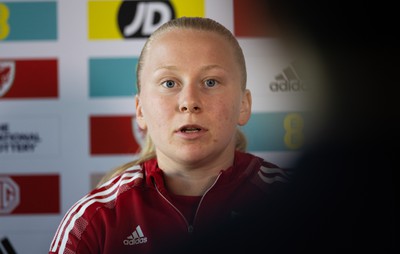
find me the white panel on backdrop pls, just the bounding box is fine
[0,116,60,158]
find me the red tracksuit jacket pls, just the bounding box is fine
[49,151,287,254]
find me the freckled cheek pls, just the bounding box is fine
[211,112,237,146]
[213,100,239,123]
[211,102,239,136]
[143,98,174,129]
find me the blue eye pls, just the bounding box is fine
[204,79,217,88]
[162,80,175,88]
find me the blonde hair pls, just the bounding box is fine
[98,17,248,186]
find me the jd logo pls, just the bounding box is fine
[118,1,175,38]
[0,61,15,98]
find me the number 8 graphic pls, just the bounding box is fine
[284,113,304,149]
[0,3,10,40]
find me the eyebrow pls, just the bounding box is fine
[155,64,227,72]
[155,65,178,71]
[201,64,227,72]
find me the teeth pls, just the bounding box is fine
[182,128,200,133]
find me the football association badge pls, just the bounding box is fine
[0,61,15,97]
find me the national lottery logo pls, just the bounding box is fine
[0,117,60,157]
[0,123,42,153]
[0,61,15,98]
[88,0,205,40]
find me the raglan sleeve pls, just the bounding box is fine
[48,197,102,254]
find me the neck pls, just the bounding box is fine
[157,150,235,196]
[164,171,220,196]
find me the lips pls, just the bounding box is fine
[177,124,207,133]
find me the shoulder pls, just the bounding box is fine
[79,164,145,215]
[238,152,289,190]
[97,164,144,190]
[257,160,289,185]
[49,165,144,253]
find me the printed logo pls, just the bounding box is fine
[0,3,11,40]
[0,61,15,97]
[257,166,289,184]
[269,62,309,92]
[88,0,205,40]
[0,1,57,41]
[90,115,144,155]
[123,225,147,245]
[0,237,17,254]
[0,177,20,214]
[0,117,60,156]
[89,57,138,97]
[0,59,58,99]
[241,112,306,151]
[233,0,273,37]
[118,1,175,38]
[0,174,60,215]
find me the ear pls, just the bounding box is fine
[237,89,252,126]
[135,95,147,130]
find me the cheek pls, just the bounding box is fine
[216,96,241,120]
[210,100,239,144]
[142,96,174,128]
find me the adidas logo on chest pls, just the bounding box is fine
[123,225,148,245]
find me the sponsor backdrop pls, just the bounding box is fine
[0,0,310,253]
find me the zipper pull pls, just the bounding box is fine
[188,225,194,233]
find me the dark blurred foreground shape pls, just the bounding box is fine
[170,1,395,253]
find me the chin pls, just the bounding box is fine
[173,148,212,163]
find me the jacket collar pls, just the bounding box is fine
[143,151,262,192]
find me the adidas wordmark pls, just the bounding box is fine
[123,225,148,245]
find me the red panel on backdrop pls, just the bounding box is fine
[90,115,140,155]
[0,59,58,99]
[233,0,274,37]
[0,174,60,215]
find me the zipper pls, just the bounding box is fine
[154,172,222,233]
[191,172,222,226]
[155,184,192,232]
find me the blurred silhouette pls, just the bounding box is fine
[171,1,395,253]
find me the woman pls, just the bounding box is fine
[49,17,287,254]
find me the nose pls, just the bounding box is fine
[178,85,202,113]
[180,104,201,113]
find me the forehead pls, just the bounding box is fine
[153,27,225,42]
[144,28,238,68]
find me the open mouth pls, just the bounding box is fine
[181,127,201,133]
[178,125,205,133]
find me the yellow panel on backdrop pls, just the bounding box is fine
[87,0,204,40]
[88,1,121,39]
[171,0,204,18]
